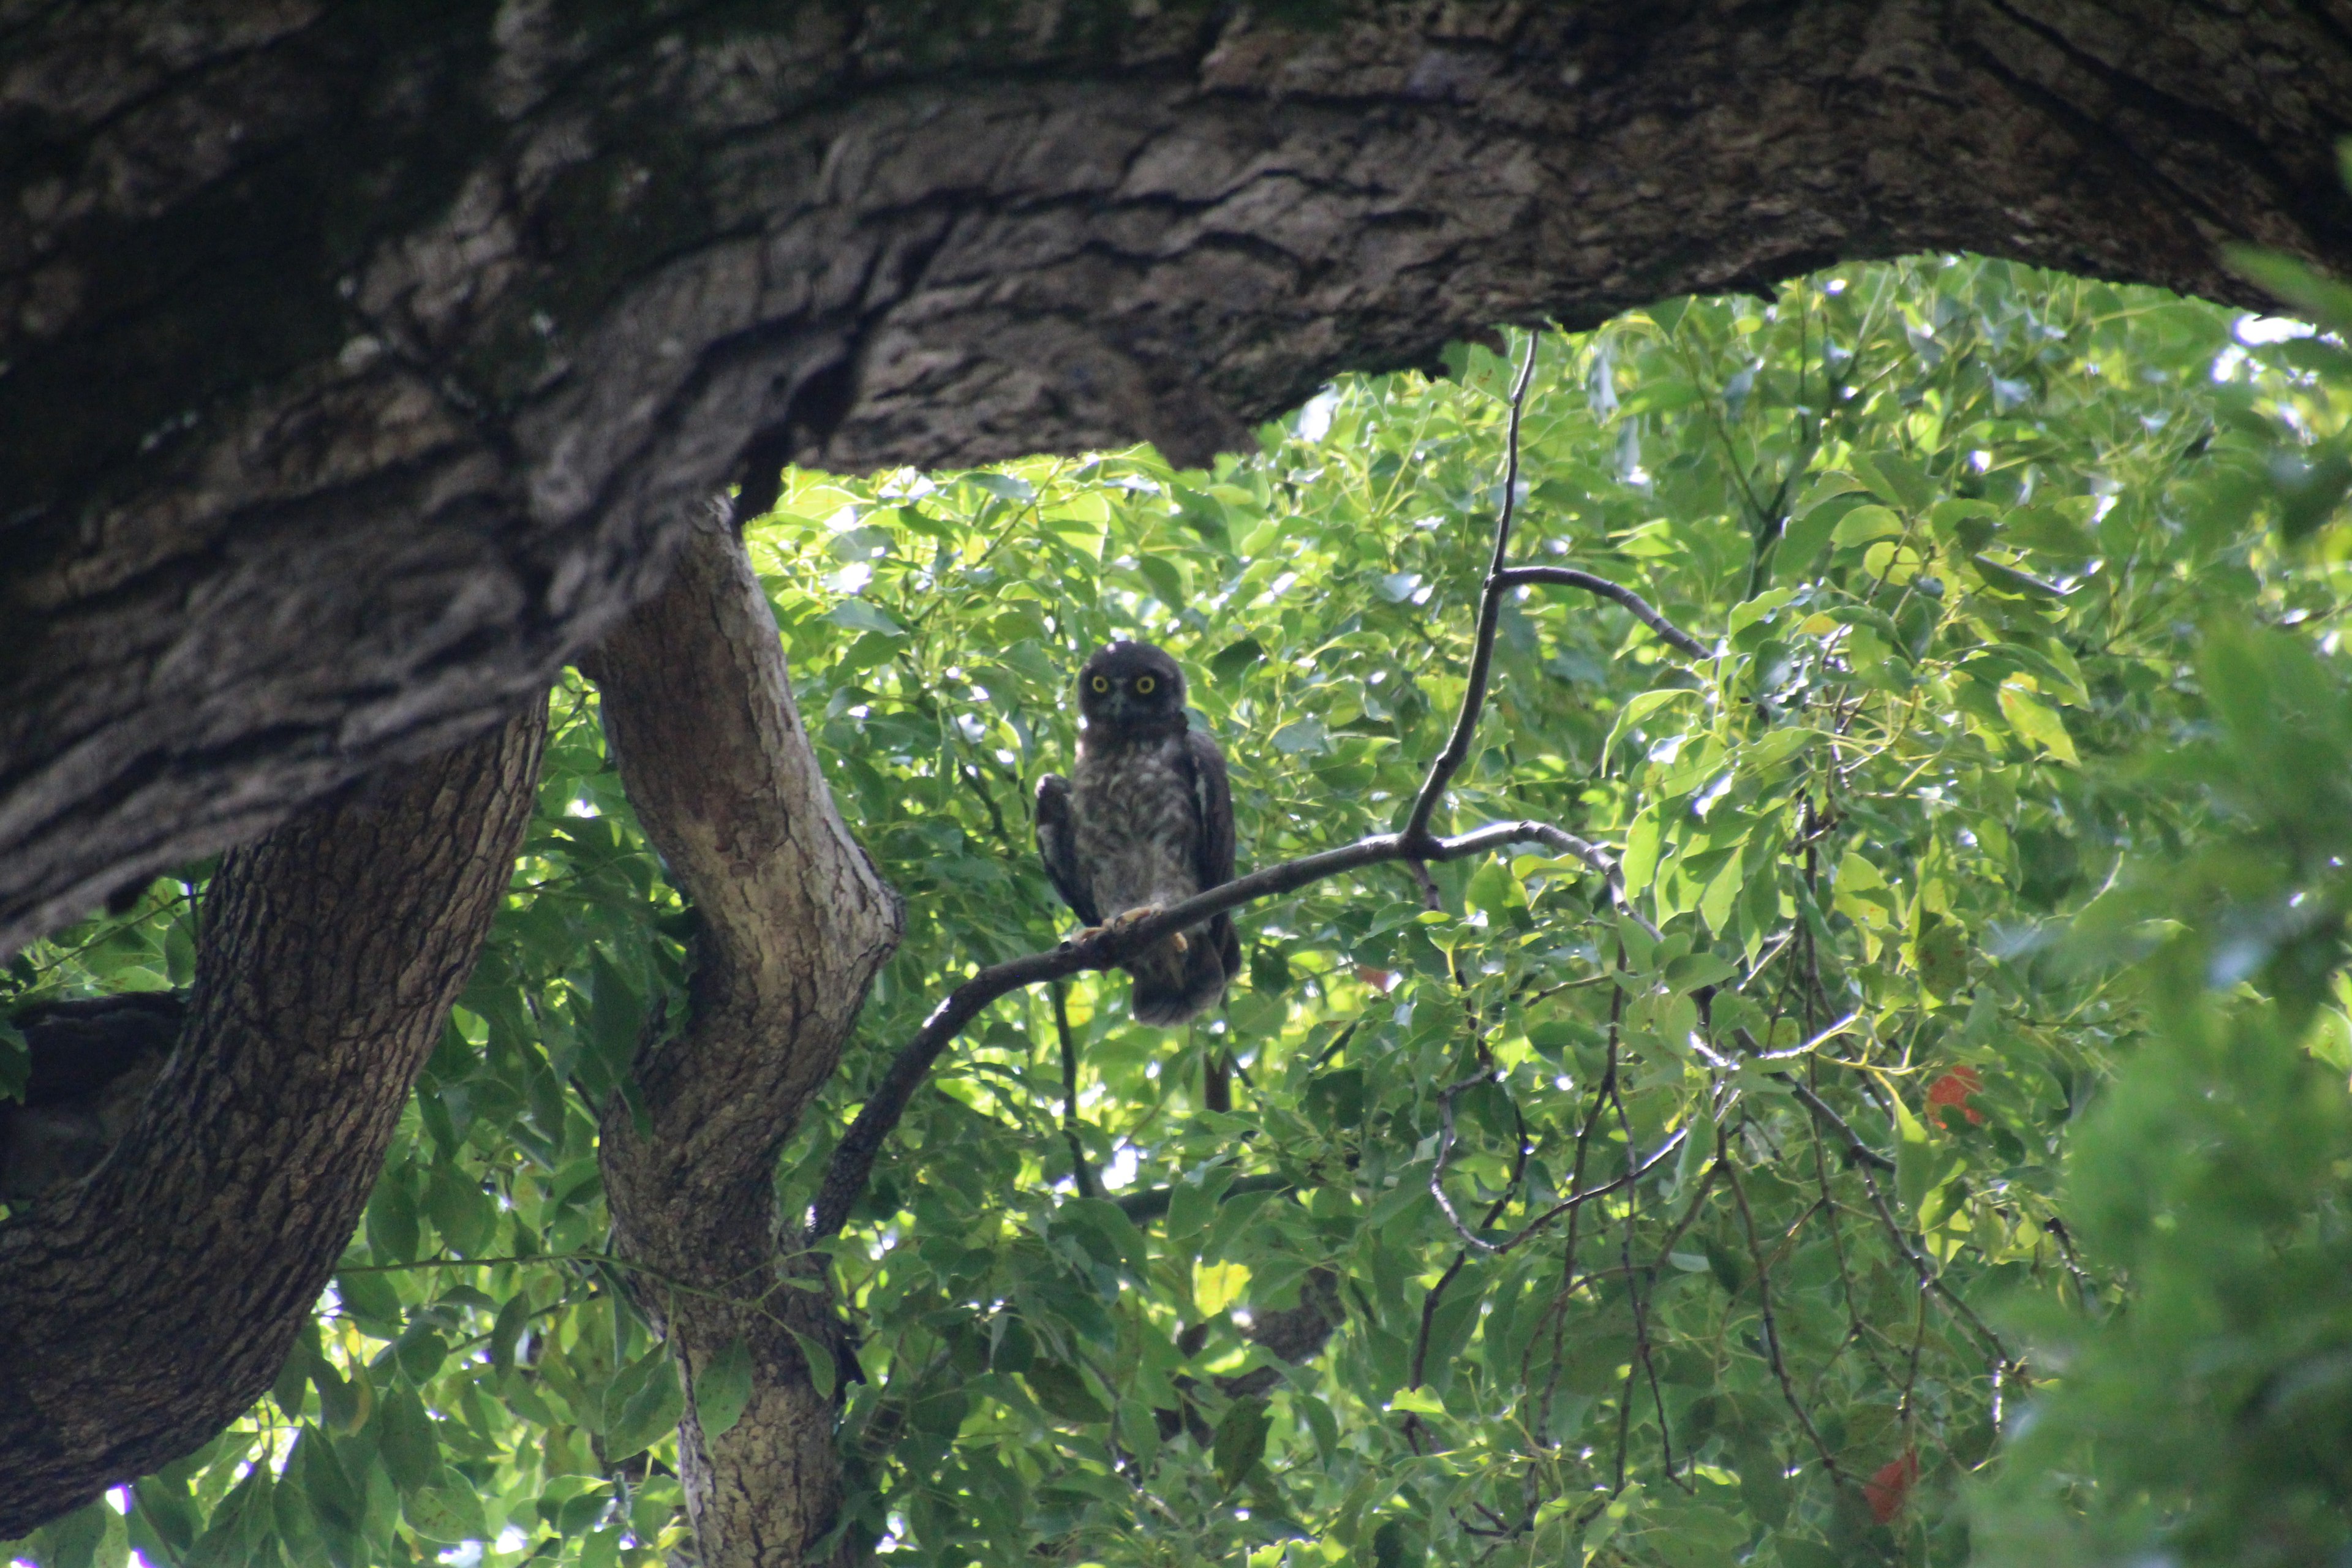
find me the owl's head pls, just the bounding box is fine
[1077,640,1188,735]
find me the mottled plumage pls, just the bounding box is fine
[1036,641,1239,1025]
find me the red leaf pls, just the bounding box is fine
[1864,1450,1919,1524]
[1926,1064,1985,1127]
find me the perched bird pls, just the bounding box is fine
[1035,641,1241,1026]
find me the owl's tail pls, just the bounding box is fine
[1130,926,1232,1027]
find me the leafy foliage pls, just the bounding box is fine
[10,252,2352,1568]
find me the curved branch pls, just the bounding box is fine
[5,0,2348,965]
[807,820,1610,1242]
[1402,336,1542,848]
[1494,568,1715,662]
[0,704,546,1536]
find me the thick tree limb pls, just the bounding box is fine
[0,703,546,1537]
[578,516,901,1568]
[7,0,2352,960]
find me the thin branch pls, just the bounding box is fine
[1725,1146,1847,1490]
[1049,983,1096,1200]
[1528,1001,1618,1445]
[808,327,1695,1250]
[1850,1148,2015,1371]
[1403,333,1542,849]
[1492,567,1713,662]
[808,820,1609,1241]
[1686,1024,1896,1173]
[1428,1065,1687,1257]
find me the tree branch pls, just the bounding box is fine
[809,320,1704,1247]
[808,819,1611,1242]
[0,704,545,1536]
[1402,335,1541,849]
[1493,568,1714,662]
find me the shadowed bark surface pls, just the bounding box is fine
[0,993,184,1202]
[4,0,2350,957]
[579,516,902,1567]
[0,703,546,1537]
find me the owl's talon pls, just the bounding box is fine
[1172,932,1189,954]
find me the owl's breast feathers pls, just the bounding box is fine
[1070,731,1204,914]
[1055,725,1241,1025]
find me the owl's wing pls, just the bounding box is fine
[1034,774,1100,925]
[1184,729,1244,979]
[1183,730,1236,889]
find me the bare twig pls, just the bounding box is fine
[1849,1150,2014,1371]
[1726,1146,1847,1490]
[1492,567,1713,661]
[1403,333,1542,849]
[1428,1063,1688,1257]
[1050,982,1095,1200]
[1687,1024,1896,1174]
[1528,1012,1618,1445]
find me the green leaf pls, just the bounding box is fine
[1831,503,1905,546]
[1892,1091,1935,1216]
[1136,554,1187,608]
[34,1502,118,1568]
[1441,338,1520,401]
[1387,1386,1446,1417]
[1912,912,1970,997]
[1024,1359,1111,1425]
[824,599,908,637]
[1997,680,2079,764]
[1465,859,1522,918]
[586,951,643,1090]
[1604,689,1700,770]
[1208,637,1266,684]
[1212,1396,1273,1491]
[401,1475,488,1545]
[1621,807,1663,894]
[603,1346,685,1461]
[373,1384,439,1493]
[695,1336,756,1439]
[424,1161,495,1256]
[790,1327,838,1403]
[183,1467,274,1568]
[364,1162,420,1263]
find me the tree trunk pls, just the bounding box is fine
[0,701,546,1538]
[578,516,902,1567]
[5,0,2350,958]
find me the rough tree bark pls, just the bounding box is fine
[6,0,2351,957]
[0,703,546,1537]
[577,516,902,1567]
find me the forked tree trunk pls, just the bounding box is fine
[0,704,546,1536]
[4,0,2351,957]
[579,517,902,1567]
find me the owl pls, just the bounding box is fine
[1035,641,1241,1025]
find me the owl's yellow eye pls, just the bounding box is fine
[1134,675,1156,695]
[1090,674,1110,693]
